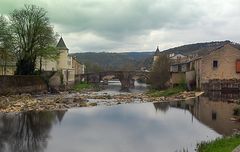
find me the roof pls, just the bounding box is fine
[56,37,69,50]
[154,46,160,56]
[72,56,83,65]
[200,42,240,57]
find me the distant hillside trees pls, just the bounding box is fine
[72,52,153,71]
[85,62,103,73]
[0,5,58,75]
[149,53,170,89]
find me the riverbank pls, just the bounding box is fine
[197,135,240,152]
[0,89,203,113]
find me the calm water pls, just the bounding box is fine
[0,96,239,152]
[97,80,148,95]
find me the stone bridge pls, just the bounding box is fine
[80,71,150,91]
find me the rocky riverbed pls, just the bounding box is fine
[0,90,204,113]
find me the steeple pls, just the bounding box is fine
[56,37,69,50]
[154,46,160,56]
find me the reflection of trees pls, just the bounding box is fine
[153,102,170,113]
[0,110,66,152]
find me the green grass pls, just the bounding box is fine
[197,135,240,152]
[73,82,93,91]
[147,86,186,97]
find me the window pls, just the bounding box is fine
[213,60,218,68]
[236,60,240,73]
[212,111,217,121]
[178,65,181,72]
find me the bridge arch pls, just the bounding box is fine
[80,71,150,91]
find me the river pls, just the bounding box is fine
[0,81,239,152]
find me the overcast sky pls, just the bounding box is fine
[0,0,240,53]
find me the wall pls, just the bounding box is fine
[57,50,69,70]
[200,44,240,87]
[186,71,195,83]
[0,76,47,95]
[36,58,57,71]
[72,58,85,75]
[0,66,16,75]
[170,72,185,85]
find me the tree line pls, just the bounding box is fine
[0,5,59,75]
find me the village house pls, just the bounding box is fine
[72,56,86,82]
[153,42,240,91]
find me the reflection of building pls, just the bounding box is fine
[154,97,240,136]
[205,91,240,101]
[188,97,240,136]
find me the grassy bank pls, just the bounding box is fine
[147,86,186,97]
[197,135,240,152]
[73,82,94,91]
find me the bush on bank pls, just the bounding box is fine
[147,85,186,97]
[73,82,93,91]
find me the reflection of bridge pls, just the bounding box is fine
[80,71,150,91]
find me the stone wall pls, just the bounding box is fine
[170,72,185,85]
[0,75,47,95]
[202,79,240,92]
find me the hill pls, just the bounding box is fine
[162,40,239,55]
[71,52,153,72]
[71,40,240,72]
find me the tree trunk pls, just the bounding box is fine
[39,56,42,74]
[3,60,7,75]
[16,57,35,75]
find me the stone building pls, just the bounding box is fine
[36,37,85,85]
[72,56,85,82]
[153,42,240,90]
[195,43,240,89]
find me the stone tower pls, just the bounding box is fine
[56,37,70,70]
[153,46,160,63]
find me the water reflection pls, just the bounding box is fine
[0,95,239,152]
[205,91,240,101]
[0,110,66,152]
[154,96,240,136]
[98,80,148,95]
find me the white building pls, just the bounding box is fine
[36,37,85,85]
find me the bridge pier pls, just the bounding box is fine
[118,72,135,91]
[119,79,131,91]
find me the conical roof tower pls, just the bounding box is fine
[56,37,69,50]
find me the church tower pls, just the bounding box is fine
[153,46,160,63]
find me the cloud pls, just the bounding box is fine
[0,0,240,52]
